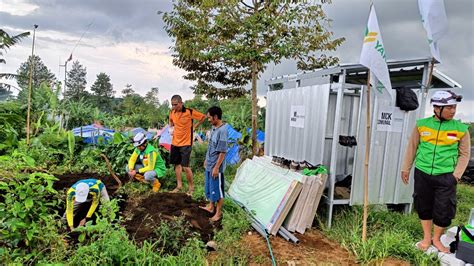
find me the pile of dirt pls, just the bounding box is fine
[123,192,218,248]
[239,229,357,265]
[53,173,126,194]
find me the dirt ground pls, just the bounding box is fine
[53,173,125,195]
[122,192,219,248]
[239,229,358,265]
[52,175,410,264]
[54,174,218,250]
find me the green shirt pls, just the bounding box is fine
[415,116,469,175]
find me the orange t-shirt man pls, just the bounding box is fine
[168,95,206,194]
[169,107,206,147]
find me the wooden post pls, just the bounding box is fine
[251,61,258,156]
[26,25,38,145]
[425,58,435,92]
[362,71,371,242]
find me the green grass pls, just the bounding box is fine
[321,184,474,264]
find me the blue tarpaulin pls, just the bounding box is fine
[246,128,265,143]
[224,124,265,165]
[72,124,115,144]
[225,124,242,165]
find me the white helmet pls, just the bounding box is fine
[133,132,147,147]
[430,90,462,106]
[75,183,89,203]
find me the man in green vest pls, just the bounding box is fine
[402,90,471,253]
[127,132,166,192]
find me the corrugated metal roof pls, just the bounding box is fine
[265,57,460,89]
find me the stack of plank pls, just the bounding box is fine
[228,156,327,236]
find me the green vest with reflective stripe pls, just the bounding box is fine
[415,116,468,175]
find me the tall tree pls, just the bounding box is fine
[16,55,56,103]
[64,60,88,101]
[144,87,160,106]
[162,0,344,154]
[90,72,114,112]
[0,29,30,92]
[119,84,144,116]
[122,83,134,96]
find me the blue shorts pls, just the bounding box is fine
[205,170,225,202]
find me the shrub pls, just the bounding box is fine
[0,172,66,263]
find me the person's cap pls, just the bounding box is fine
[133,132,147,147]
[75,183,89,203]
[430,90,462,106]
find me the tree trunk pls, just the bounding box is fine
[251,61,258,156]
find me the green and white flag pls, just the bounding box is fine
[418,0,448,63]
[359,4,392,101]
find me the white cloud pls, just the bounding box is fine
[1,0,39,16]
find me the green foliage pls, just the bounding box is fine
[69,200,136,265]
[0,149,36,172]
[16,55,56,101]
[321,206,435,264]
[109,86,170,129]
[236,129,253,162]
[212,198,252,264]
[154,216,200,254]
[0,29,30,63]
[67,130,74,157]
[0,102,24,152]
[99,132,135,174]
[321,184,474,264]
[190,142,208,172]
[90,72,115,112]
[163,0,343,151]
[64,60,88,101]
[62,98,96,130]
[0,29,30,90]
[453,184,474,225]
[0,172,66,264]
[69,200,206,265]
[162,0,344,94]
[27,124,71,167]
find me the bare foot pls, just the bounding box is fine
[199,205,214,214]
[210,213,222,222]
[432,239,450,253]
[186,189,194,196]
[416,240,431,251]
[171,187,182,193]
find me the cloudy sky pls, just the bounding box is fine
[1,0,473,121]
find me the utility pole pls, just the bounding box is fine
[60,56,70,96]
[26,24,38,146]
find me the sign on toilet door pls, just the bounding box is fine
[290,105,305,128]
[376,107,403,132]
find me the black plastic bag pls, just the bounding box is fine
[396,87,419,111]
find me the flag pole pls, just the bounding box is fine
[362,71,371,242]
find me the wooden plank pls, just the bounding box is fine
[284,175,313,232]
[305,174,328,229]
[267,180,303,235]
[296,174,322,234]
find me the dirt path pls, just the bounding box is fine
[240,229,357,265]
